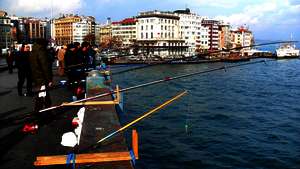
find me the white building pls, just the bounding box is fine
[174,8,209,55]
[230,26,253,49]
[136,10,186,58]
[72,16,95,44]
[112,18,137,47]
[95,23,101,45]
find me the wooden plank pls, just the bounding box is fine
[34,151,131,166]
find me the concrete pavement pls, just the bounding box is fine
[0,65,78,169]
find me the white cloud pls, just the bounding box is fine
[188,0,242,8]
[215,0,300,28]
[5,0,82,16]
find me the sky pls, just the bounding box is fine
[1,0,300,41]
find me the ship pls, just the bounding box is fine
[276,43,300,58]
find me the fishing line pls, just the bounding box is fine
[185,92,192,134]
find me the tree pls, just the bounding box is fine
[84,33,95,45]
[99,36,123,51]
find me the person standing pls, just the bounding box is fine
[15,44,32,96]
[29,39,53,112]
[64,43,77,83]
[57,46,66,76]
[6,47,14,74]
[87,44,96,69]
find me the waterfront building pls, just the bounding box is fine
[95,23,101,45]
[99,23,112,45]
[174,8,209,55]
[230,26,253,49]
[202,19,220,51]
[73,16,95,44]
[136,10,186,58]
[111,18,137,47]
[219,22,231,49]
[54,15,81,45]
[0,10,12,50]
[19,17,49,43]
[54,15,95,45]
[25,18,47,43]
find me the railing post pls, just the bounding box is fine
[132,129,139,159]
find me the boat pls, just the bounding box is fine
[276,43,300,58]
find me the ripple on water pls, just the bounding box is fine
[116,60,300,169]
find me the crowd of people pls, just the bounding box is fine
[6,39,97,113]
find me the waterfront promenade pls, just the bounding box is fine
[0,64,75,168]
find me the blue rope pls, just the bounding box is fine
[129,150,136,166]
[66,153,76,169]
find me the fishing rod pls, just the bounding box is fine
[97,90,187,144]
[39,59,269,113]
[113,41,296,75]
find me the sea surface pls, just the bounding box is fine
[112,58,300,169]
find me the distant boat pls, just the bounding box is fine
[276,43,300,58]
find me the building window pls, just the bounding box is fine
[146,25,148,30]
[141,26,143,30]
[141,33,143,39]
[151,25,153,30]
[161,25,163,30]
[146,32,148,39]
[151,32,153,38]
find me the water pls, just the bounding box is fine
[112,59,300,169]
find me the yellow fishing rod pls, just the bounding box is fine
[97,90,188,144]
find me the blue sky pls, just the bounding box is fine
[1,0,300,41]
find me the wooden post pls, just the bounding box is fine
[132,129,139,159]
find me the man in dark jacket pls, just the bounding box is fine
[29,38,53,112]
[64,43,77,83]
[15,44,32,96]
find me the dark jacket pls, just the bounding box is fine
[15,50,30,71]
[29,44,52,86]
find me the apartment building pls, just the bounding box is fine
[174,8,209,55]
[54,15,95,45]
[22,18,48,43]
[136,10,186,58]
[231,26,253,49]
[0,11,12,50]
[99,24,112,45]
[73,16,95,44]
[219,22,231,49]
[202,19,220,51]
[111,18,137,47]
